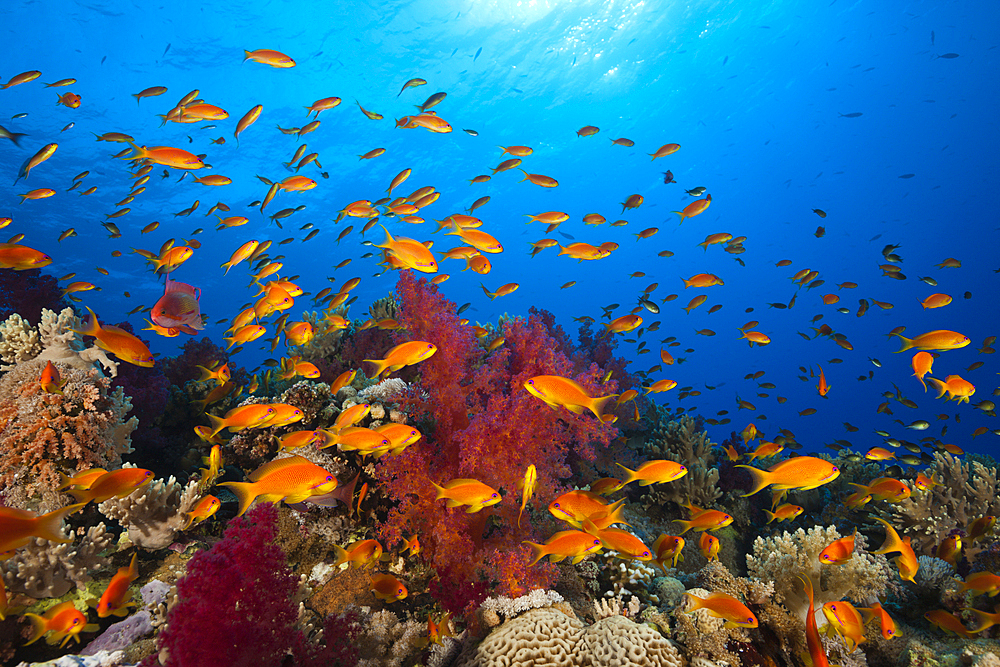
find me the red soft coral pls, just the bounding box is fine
[374,272,619,613]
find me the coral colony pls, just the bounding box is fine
[1,267,999,667]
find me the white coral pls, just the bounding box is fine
[99,474,202,549]
[358,378,408,404]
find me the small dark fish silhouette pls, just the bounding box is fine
[558,232,575,240]
[662,170,676,185]
[838,112,863,118]
[474,47,482,61]
[898,173,915,179]
[937,53,959,59]
[463,129,478,136]
[931,30,935,45]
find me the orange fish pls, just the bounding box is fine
[872,517,919,582]
[151,278,203,334]
[892,329,970,352]
[683,273,724,288]
[0,504,80,554]
[334,539,384,570]
[524,375,617,423]
[819,528,857,565]
[797,575,830,666]
[736,456,840,496]
[123,143,205,169]
[584,522,652,561]
[375,226,438,273]
[243,49,295,67]
[911,351,934,391]
[816,365,831,396]
[928,374,975,403]
[220,455,337,516]
[765,503,804,523]
[683,591,757,628]
[23,600,98,647]
[364,340,437,379]
[604,314,642,334]
[183,495,221,529]
[524,530,603,565]
[615,460,687,486]
[548,491,627,528]
[517,464,537,529]
[74,306,155,367]
[1,70,42,89]
[93,553,139,618]
[850,477,910,503]
[925,609,973,638]
[39,360,67,394]
[56,92,81,108]
[370,573,408,602]
[431,478,500,513]
[859,602,897,640]
[651,534,685,571]
[69,468,154,505]
[822,600,866,651]
[518,169,558,187]
[699,532,720,561]
[673,504,734,534]
[674,194,712,223]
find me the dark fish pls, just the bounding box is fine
[321,172,329,179]
[474,47,482,61]
[662,170,675,185]
[937,53,959,59]
[101,55,107,64]
[558,232,575,240]
[0,123,27,145]
[723,55,728,65]
[164,43,171,56]
[456,303,471,315]
[416,92,446,112]
[511,88,523,93]
[964,291,972,299]
[11,113,28,119]
[463,129,479,136]
[838,112,863,118]
[898,173,915,179]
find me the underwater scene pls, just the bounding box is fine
[1,0,999,665]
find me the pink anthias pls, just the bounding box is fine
[151,278,204,334]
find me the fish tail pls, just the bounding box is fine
[218,481,257,517]
[22,612,49,645]
[242,50,252,63]
[927,377,948,399]
[764,510,778,524]
[682,592,705,612]
[872,517,904,555]
[123,141,145,161]
[522,540,548,566]
[614,462,637,486]
[672,519,693,534]
[362,358,388,380]
[206,413,229,436]
[33,503,82,542]
[673,211,685,224]
[893,334,914,353]
[734,465,772,497]
[517,168,530,183]
[588,393,618,421]
[332,544,350,568]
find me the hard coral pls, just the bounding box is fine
[0,359,137,506]
[375,272,618,611]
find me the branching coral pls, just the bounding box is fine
[746,524,889,623]
[0,359,137,505]
[1,522,113,598]
[374,272,619,611]
[891,451,1000,555]
[98,473,203,550]
[1,307,117,375]
[641,414,721,509]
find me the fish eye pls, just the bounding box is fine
[747,617,753,623]
[643,551,650,557]
[491,493,498,499]
[553,502,560,508]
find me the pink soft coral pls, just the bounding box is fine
[374,272,619,612]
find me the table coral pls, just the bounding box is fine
[0,359,137,506]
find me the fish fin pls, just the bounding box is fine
[734,465,772,497]
[33,503,82,543]
[218,481,257,517]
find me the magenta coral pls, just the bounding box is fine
[374,272,619,612]
[153,503,345,667]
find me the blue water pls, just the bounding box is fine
[2,0,997,458]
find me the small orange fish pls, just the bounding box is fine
[94,553,139,618]
[872,517,919,582]
[736,457,840,496]
[859,602,897,640]
[819,529,857,565]
[431,478,500,513]
[333,539,384,570]
[183,495,221,529]
[615,460,687,486]
[517,465,537,528]
[911,351,934,391]
[683,591,757,628]
[524,530,603,565]
[674,194,712,223]
[892,329,970,353]
[56,92,82,108]
[651,534,685,571]
[370,573,407,602]
[765,503,804,524]
[673,504,733,534]
[699,532,720,561]
[39,360,67,394]
[364,340,437,379]
[23,600,98,647]
[69,468,154,505]
[243,49,296,68]
[799,575,829,667]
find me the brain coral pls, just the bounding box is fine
[453,606,683,667]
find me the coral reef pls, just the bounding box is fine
[375,272,619,610]
[98,473,203,550]
[891,451,1000,555]
[641,414,722,509]
[0,359,137,505]
[746,524,890,622]
[1,522,113,598]
[0,307,117,376]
